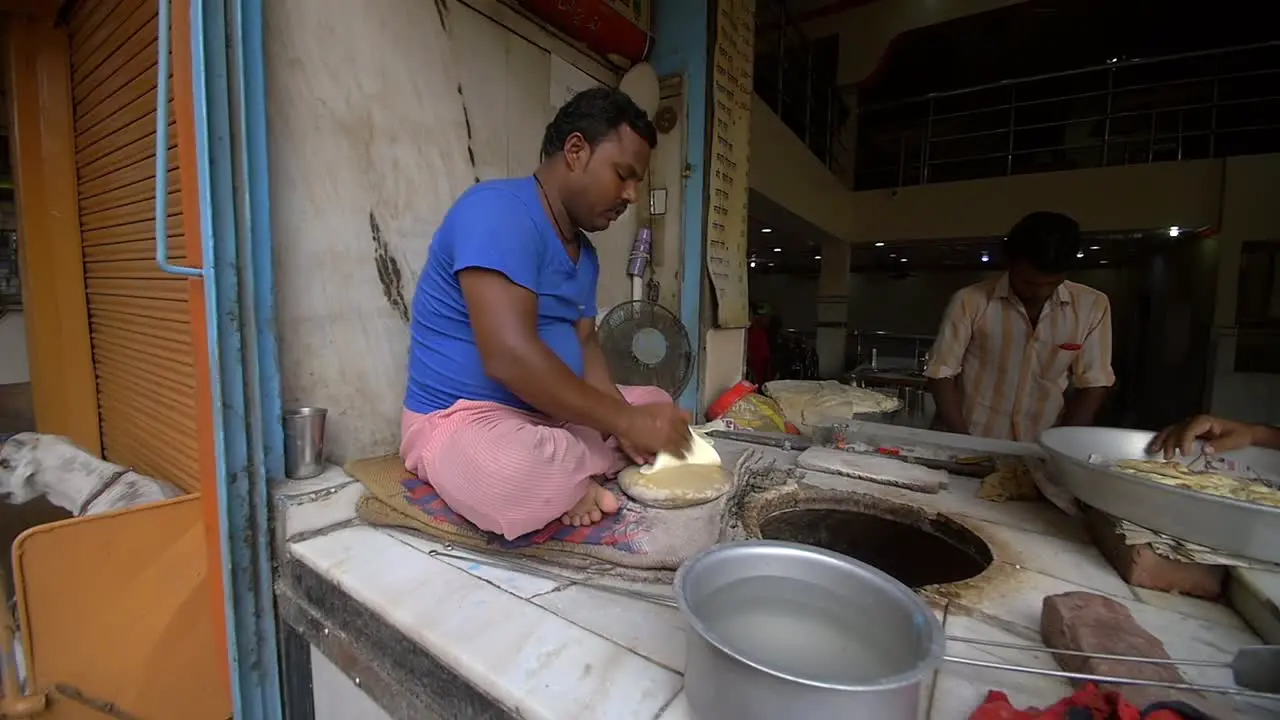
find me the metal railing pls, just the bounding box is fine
[851,42,1280,190]
[753,0,853,180]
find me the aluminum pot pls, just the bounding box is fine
[674,540,944,720]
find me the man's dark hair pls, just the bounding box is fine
[540,86,658,160]
[1002,211,1081,274]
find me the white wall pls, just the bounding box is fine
[1205,155,1280,424]
[0,311,28,384]
[266,0,473,462]
[265,0,695,461]
[311,646,395,720]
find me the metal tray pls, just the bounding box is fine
[1039,426,1280,565]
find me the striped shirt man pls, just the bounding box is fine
[924,274,1114,441]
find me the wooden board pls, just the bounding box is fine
[11,494,231,719]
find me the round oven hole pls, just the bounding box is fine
[758,508,993,588]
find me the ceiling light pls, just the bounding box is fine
[981,253,990,263]
[900,257,908,262]
[814,255,822,260]
[1100,260,1109,264]
[1089,246,1100,251]
[1168,226,1180,237]
[749,260,756,268]
[889,253,896,258]
[773,247,782,252]
[762,227,772,233]
[1076,251,1084,258]
[875,242,885,247]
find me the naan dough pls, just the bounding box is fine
[642,430,721,474]
[618,464,731,509]
[978,459,1041,502]
[1114,459,1280,508]
[619,431,729,508]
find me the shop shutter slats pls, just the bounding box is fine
[71,0,203,492]
[71,0,155,89]
[82,216,184,251]
[79,153,177,200]
[74,81,170,154]
[79,125,177,182]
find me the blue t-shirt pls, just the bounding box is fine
[404,177,600,414]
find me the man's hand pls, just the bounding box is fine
[617,402,692,458]
[618,438,654,466]
[1147,415,1262,458]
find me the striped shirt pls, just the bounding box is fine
[924,275,1114,441]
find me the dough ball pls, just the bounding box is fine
[618,463,732,509]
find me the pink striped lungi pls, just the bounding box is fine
[400,385,671,540]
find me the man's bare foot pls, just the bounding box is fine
[561,482,620,527]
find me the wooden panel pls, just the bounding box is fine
[12,495,232,719]
[69,0,203,492]
[166,0,230,690]
[0,0,60,19]
[4,17,102,454]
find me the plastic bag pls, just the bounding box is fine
[720,392,797,434]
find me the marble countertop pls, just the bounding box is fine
[280,443,1280,720]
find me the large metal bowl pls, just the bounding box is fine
[674,540,944,720]
[1039,426,1280,564]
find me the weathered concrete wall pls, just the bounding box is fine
[267,0,474,462]
[266,0,698,460]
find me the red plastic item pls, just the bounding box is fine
[969,684,1202,720]
[705,380,756,421]
[518,0,653,67]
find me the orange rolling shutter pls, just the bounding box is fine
[68,0,203,492]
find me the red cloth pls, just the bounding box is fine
[969,684,1201,720]
[746,321,771,384]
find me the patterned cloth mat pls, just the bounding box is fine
[350,454,730,578]
[401,474,648,552]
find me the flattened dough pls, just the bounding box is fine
[642,430,721,474]
[1113,459,1280,508]
[618,463,732,509]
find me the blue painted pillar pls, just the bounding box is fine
[190,0,285,717]
[648,1,711,414]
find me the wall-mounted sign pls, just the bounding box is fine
[705,0,754,328]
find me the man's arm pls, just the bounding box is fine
[578,319,622,397]
[1150,415,1280,456]
[924,291,975,435]
[1059,296,1115,427]
[460,270,630,435]
[1254,426,1280,450]
[577,318,657,464]
[927,377,969,435]
[577,318,626,403]
[1058,387,1109,427]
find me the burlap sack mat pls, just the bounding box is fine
[351,455,726,578]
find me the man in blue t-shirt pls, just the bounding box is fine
[400,87,691,540]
